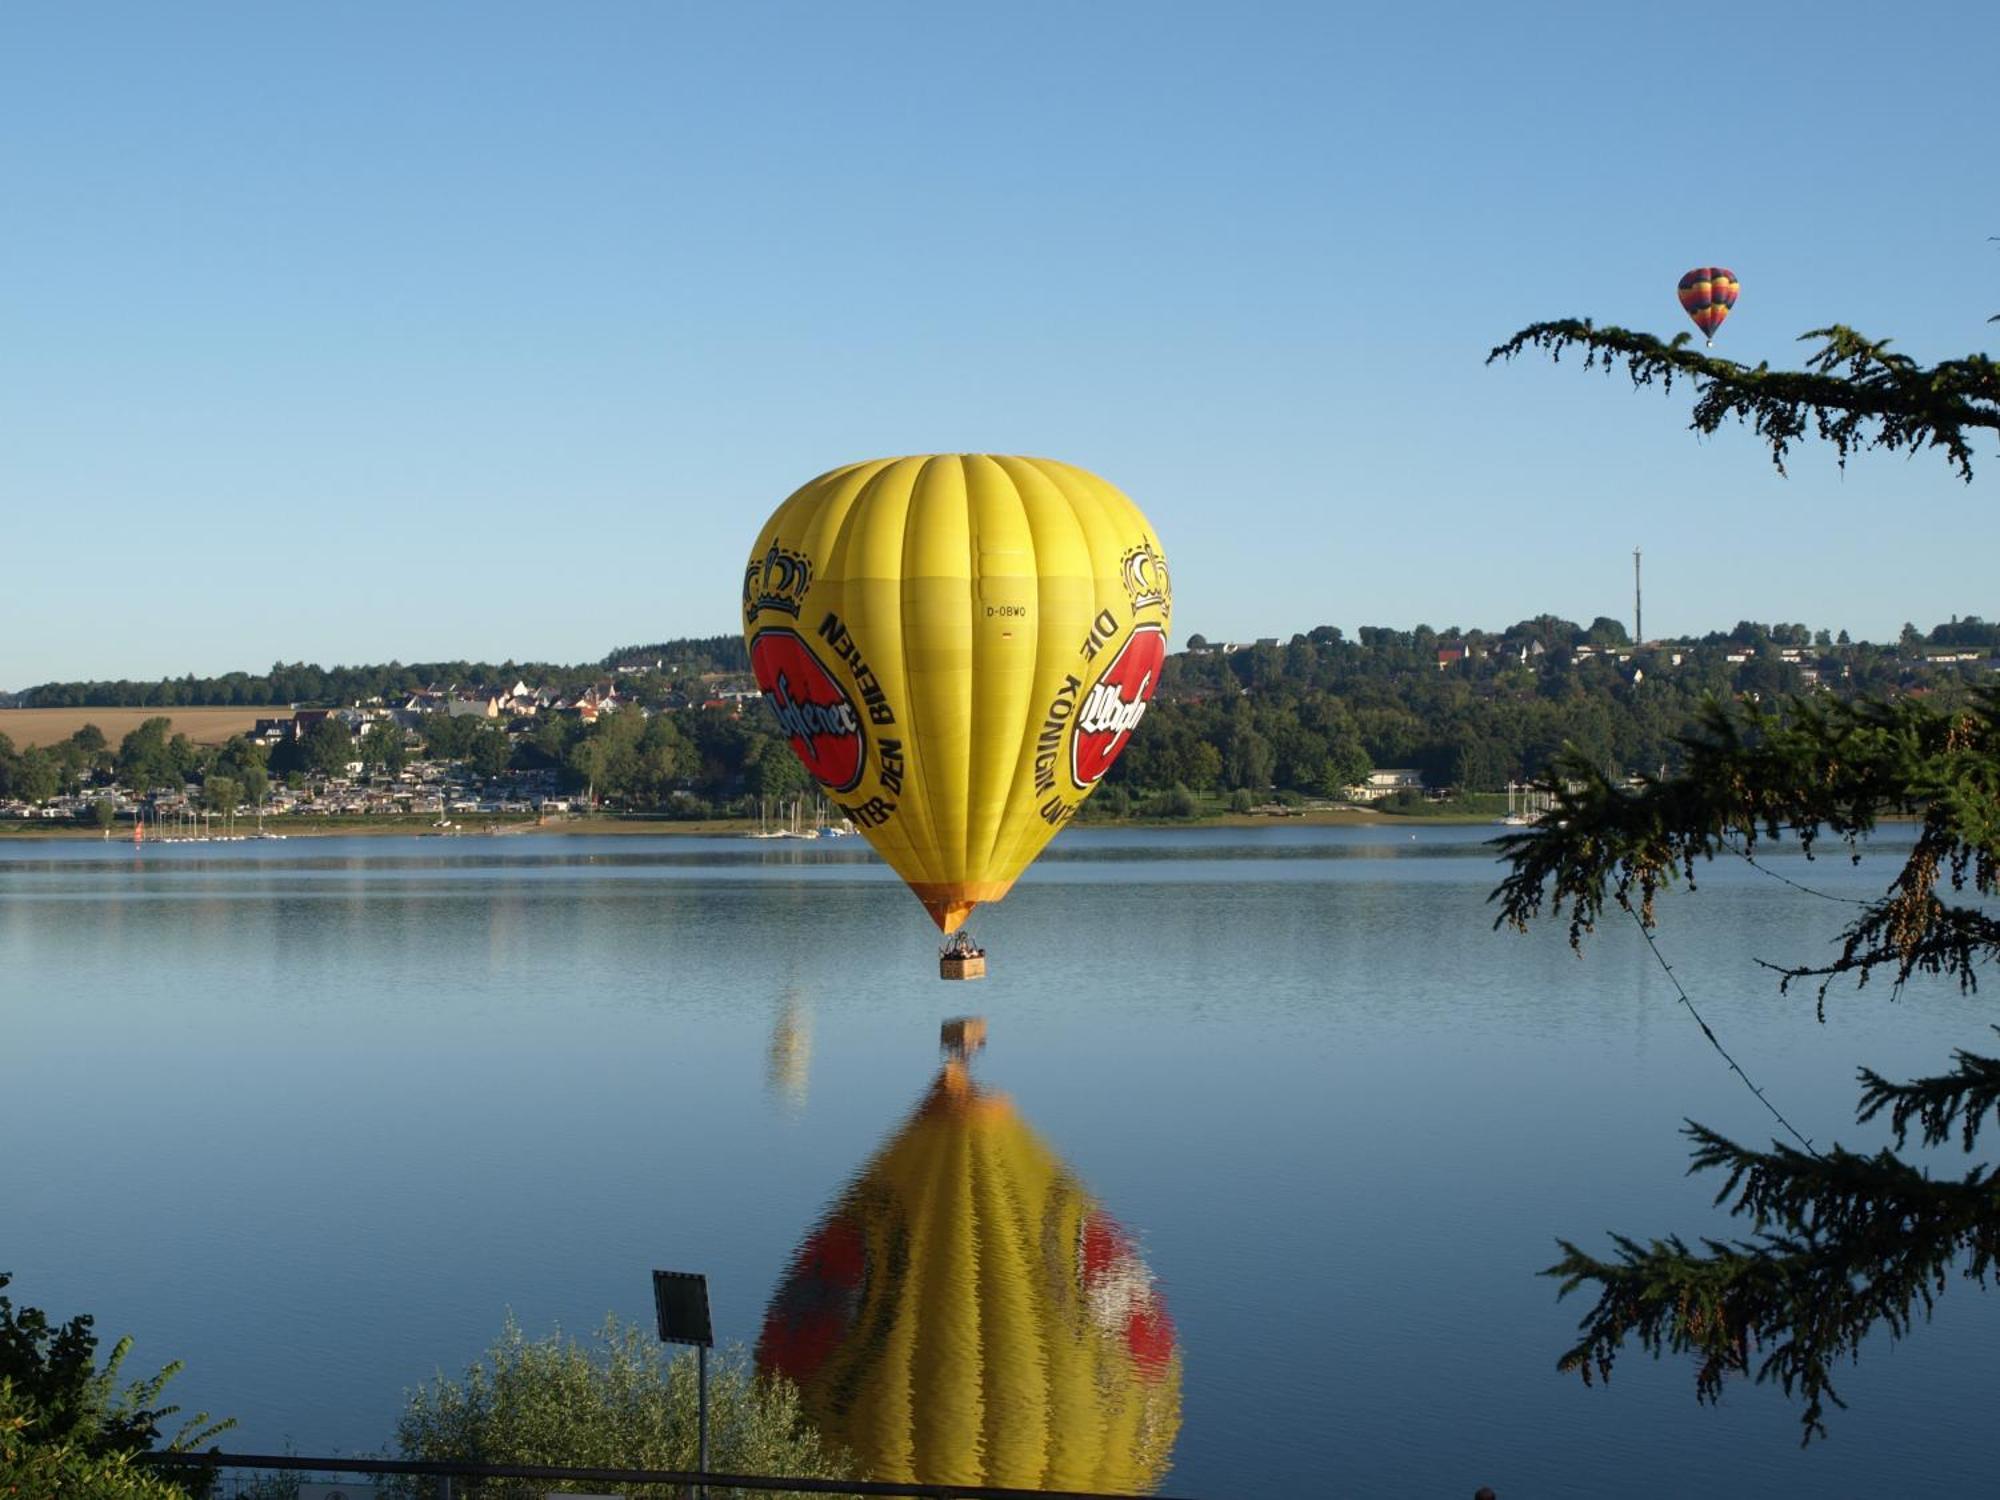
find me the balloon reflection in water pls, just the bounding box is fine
[766,986,812,1116]
[757,1021,1182,1492]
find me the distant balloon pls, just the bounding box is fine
[1677,267,1739,345]
[742,455,1172,935]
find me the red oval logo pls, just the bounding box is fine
[757,1214,867,1388]
[751,628,866,793]
[1072,623,1166,785]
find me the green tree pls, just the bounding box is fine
[386,1315,846,1498]
[747,736,812,802]
[93,798,117,831]
[364,718,409,774]
[566,734,608,807]
[1223,725,1274,792]
[237,764,269,808]
[200,776,239,815]
[1490,308,2000,1441]
[632,715,699,805]
[581,709,648,799]
[1181,739,1223,792]
[11,748,59,804]
[208,735,271,808]
[117,719,183,791]
[303,718,354,779]
[468,724,513,778]
[532,712,582,767]
[419,711,483,762]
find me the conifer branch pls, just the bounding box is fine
[1548,1120,2000,1442]
[1498,304,2000,1441]
[1487,320,2000,479]
[1858,1034,2000,1150]
[1492,688,2000,1004]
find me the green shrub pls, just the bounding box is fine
[1076,784,1131,821]
[0,1382,191,1499]
[387,1316,848,1498]
[1141,783,1200,819]
[0,1273,230,1498]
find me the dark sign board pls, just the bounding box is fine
[652,1269,714,1347]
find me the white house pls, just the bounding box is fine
[1347,768,1425,802]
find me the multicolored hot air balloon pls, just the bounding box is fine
[1677,266,1739,345]
[756,1023,1183,1492]
[742,455,1172,942]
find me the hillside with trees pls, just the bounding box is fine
[3,618,1996,817]
[1108,615,1993,804]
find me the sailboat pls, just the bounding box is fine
[1497,781,1538,827]
[779,796,819,839]
[743,798,787,839]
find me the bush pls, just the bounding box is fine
[0,1273,230,1498]
[1077,784,1131,821]
[387,1316,847,1498]
[1140,783,1200,819]
[0,1382,190,1499]
[1226,788,1255,813]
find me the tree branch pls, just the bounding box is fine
[1492,689,2000,1007]
[1548,1120,2000,1442]
[1488,320,2000,479]
[1858,1034,2000,1151]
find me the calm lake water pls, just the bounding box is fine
[4,825,1996,1496]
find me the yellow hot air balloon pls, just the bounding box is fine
[756,1023,1183,1492]
[741,455,1172,938]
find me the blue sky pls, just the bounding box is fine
[4,1,1994,686]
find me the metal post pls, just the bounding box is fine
[697,1342,709,1500]
[1633,546,1643,645]
[436,1474,454,1500]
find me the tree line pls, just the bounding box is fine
[1100,615,1994,805]
[7,615,1996,815]
[9,636,750,711]
[10,618,1989,718]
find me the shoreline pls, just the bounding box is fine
[0,806,1503,842]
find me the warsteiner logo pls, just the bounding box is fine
[1072,623,1167,786]
[751,628,865,793]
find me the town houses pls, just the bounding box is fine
[0,668,767,827]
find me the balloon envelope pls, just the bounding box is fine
[757,1060,1182,1491]
[742,455,1173,931]
[1677,266,1739,343]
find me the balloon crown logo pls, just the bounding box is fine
[744,542,815,621]
[1120,540,1171,615]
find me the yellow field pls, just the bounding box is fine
[0,706,289,749]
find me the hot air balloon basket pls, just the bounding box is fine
[940,953,987,981]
